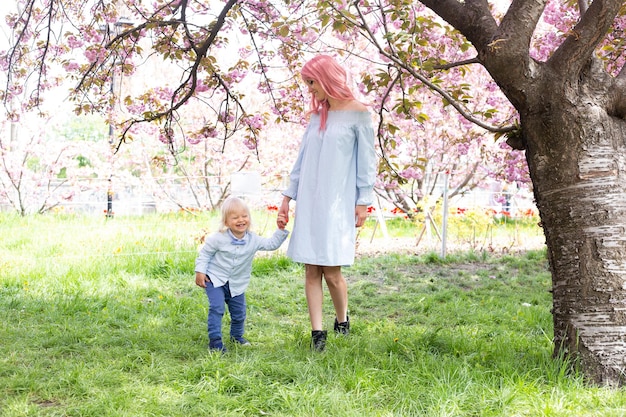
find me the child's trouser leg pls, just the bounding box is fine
[226,289,247,339]
[205,281,226,341]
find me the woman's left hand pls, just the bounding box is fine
[355,205,368,227]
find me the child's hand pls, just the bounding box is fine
[277,213,288,230]
[195,272,210,288]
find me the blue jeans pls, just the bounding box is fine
[205,281,246,341]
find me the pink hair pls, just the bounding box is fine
[301,55,356,130]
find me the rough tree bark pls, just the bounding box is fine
[421,0,626,386]
[524,60,626,386]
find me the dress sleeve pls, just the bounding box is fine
[355,114,377,206]
[282,125,311,201]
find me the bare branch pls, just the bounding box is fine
[433,57,481,71]
[419,0,497,48]
[3,0,36,106]
[375,70,403,178]
[497,0,548,56]
[578,0,590,15]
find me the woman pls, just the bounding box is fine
[277,55,377,351]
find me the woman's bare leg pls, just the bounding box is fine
[305,264,324,330]
[322,266,348,323]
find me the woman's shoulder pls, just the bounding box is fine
[327,101,371,120]
[346,100,369,112]
[334,100,368,112]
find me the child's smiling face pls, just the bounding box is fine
[226,206,250,238]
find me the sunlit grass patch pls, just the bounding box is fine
[0,214,624,416]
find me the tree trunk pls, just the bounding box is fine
[522,68,626,386]
[418,0,626,386]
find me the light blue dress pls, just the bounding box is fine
[283,110,377,266]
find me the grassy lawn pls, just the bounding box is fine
[0,213,624,416]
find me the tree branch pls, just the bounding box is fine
[433,57,481,71]
[497,0,547,58]
[239,10,291,122]
[549,0,623,76]
[578,0,590,14]
[348,1,514,134]
[418,0,497,48]
[96,0,242,151]
[195,0,238,58]
[420,0,546,111]
[375,70,403,177]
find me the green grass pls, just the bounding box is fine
[0,213,625,416]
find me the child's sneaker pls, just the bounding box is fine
[209,338,227,352]
[230,336,251,346]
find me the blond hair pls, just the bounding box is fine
[218,196,252,232]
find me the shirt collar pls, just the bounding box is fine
[227,229,248,245]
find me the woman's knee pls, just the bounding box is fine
[305,264,323,278]
[323,270,345,289]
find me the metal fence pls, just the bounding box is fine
[0,173,537,220]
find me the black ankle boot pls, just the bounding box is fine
[334,316,350,335]
[311,330,327,351]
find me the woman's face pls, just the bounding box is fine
[304,78,327,102]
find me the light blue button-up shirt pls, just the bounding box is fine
[195,228,289,297]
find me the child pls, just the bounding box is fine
[195,196,289,352]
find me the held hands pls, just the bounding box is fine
[355,205,368,228]
[275,200,367,227]
[277,213,288,230]
[195,272,210,288]
[277,199,290,229]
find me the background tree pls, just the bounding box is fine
[0,111,102,215]
[1,0,520,215]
